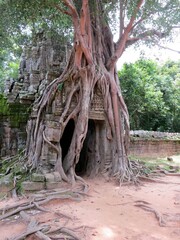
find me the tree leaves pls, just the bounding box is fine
[119,59,180,132]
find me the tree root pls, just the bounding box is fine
[139,176,180,184]
[9,226,44,240]
[0,203,35,221]
[0,188,86,221]
[35,231,52,240]
[162,171,180,177]
[114,159,180,185]
[2,188,88,240]
[47,227,81,240]
[8,210,81,240]
[134,203,166,227]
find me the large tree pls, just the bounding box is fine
[1,0,179,183]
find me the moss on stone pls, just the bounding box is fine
[0,94,9,115]
[0,94,31,127]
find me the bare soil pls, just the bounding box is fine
[0,175,180,240]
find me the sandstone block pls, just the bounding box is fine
[53,172,61,182]
[46,182,63,190]
[22,181,45,191]
[45,173,55,182]
[31,173,45,182]
[0,174,13,192]
[44,127,60,142]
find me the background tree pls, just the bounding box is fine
[0,49,20,92]
[119,59,180,132]
[158,60,180,132]
[0,0,179,183]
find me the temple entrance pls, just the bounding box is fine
[60,119,96,176]
[75,120,95,176]
[60,119,75,161]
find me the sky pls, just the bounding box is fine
[117,41,180,70]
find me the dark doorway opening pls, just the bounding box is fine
[75,120,95,176]
[60,119,75,161]
[60,119,95,176]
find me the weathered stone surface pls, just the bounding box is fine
[46,182,63,190]
[44,172,62,183]
[130,130,180,140]
[0,32,68,159]
[53,172,62,182]
[0,173,13,192]
[129,139,180,157]
[31,173,45,182]
[44,127,61,142]
[22,181,45,191]
[41,142,57,165]
[45,173,55,182]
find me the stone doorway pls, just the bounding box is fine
[60,119,97,176]
[60,119,75,161]
[75,120,95,176]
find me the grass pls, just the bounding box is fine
[129,155,180,173]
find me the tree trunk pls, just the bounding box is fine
[26,0,132,183]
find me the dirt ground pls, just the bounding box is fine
[0,173,180,240]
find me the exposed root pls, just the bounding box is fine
[1,187,89,240]
[47,227,81,240]
[134,203,166,227]
[0,203,35,221]
[74,174,89,193]
[162,172,180,176]
[0,188,86,221]
[35,231,52,240]
[8,210,82,240]
[112,159,149,185]
[9,226,44,240]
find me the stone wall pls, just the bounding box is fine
[0,96,30,157]
[129,132,180,157]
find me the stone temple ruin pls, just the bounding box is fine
[1,32,68,159]
[0,32,180,191]
[0,31,108,184]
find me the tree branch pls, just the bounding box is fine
[53,4,71,16]
[62,0,79,18]
[126,0,144,31]
[62,0,93,66]
[126,32,180,54]
[107,0,144,71]
[126,29,167,47]
[119,0,125,38]
[172,26,180,28]
[80,0,88,35]
[153,42,180,54]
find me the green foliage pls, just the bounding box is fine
[130,156,180,173]
[0,0,71,47]
[0,0,179,51]
[0,151,29,194]
[119,59,180,132]
[0,94,9,115]
[0,46,21,92]
[127,0,180,46]
[158,61,180,132]
[58,82,64,91]
[0,94,31,129]
[0,0,72,91]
